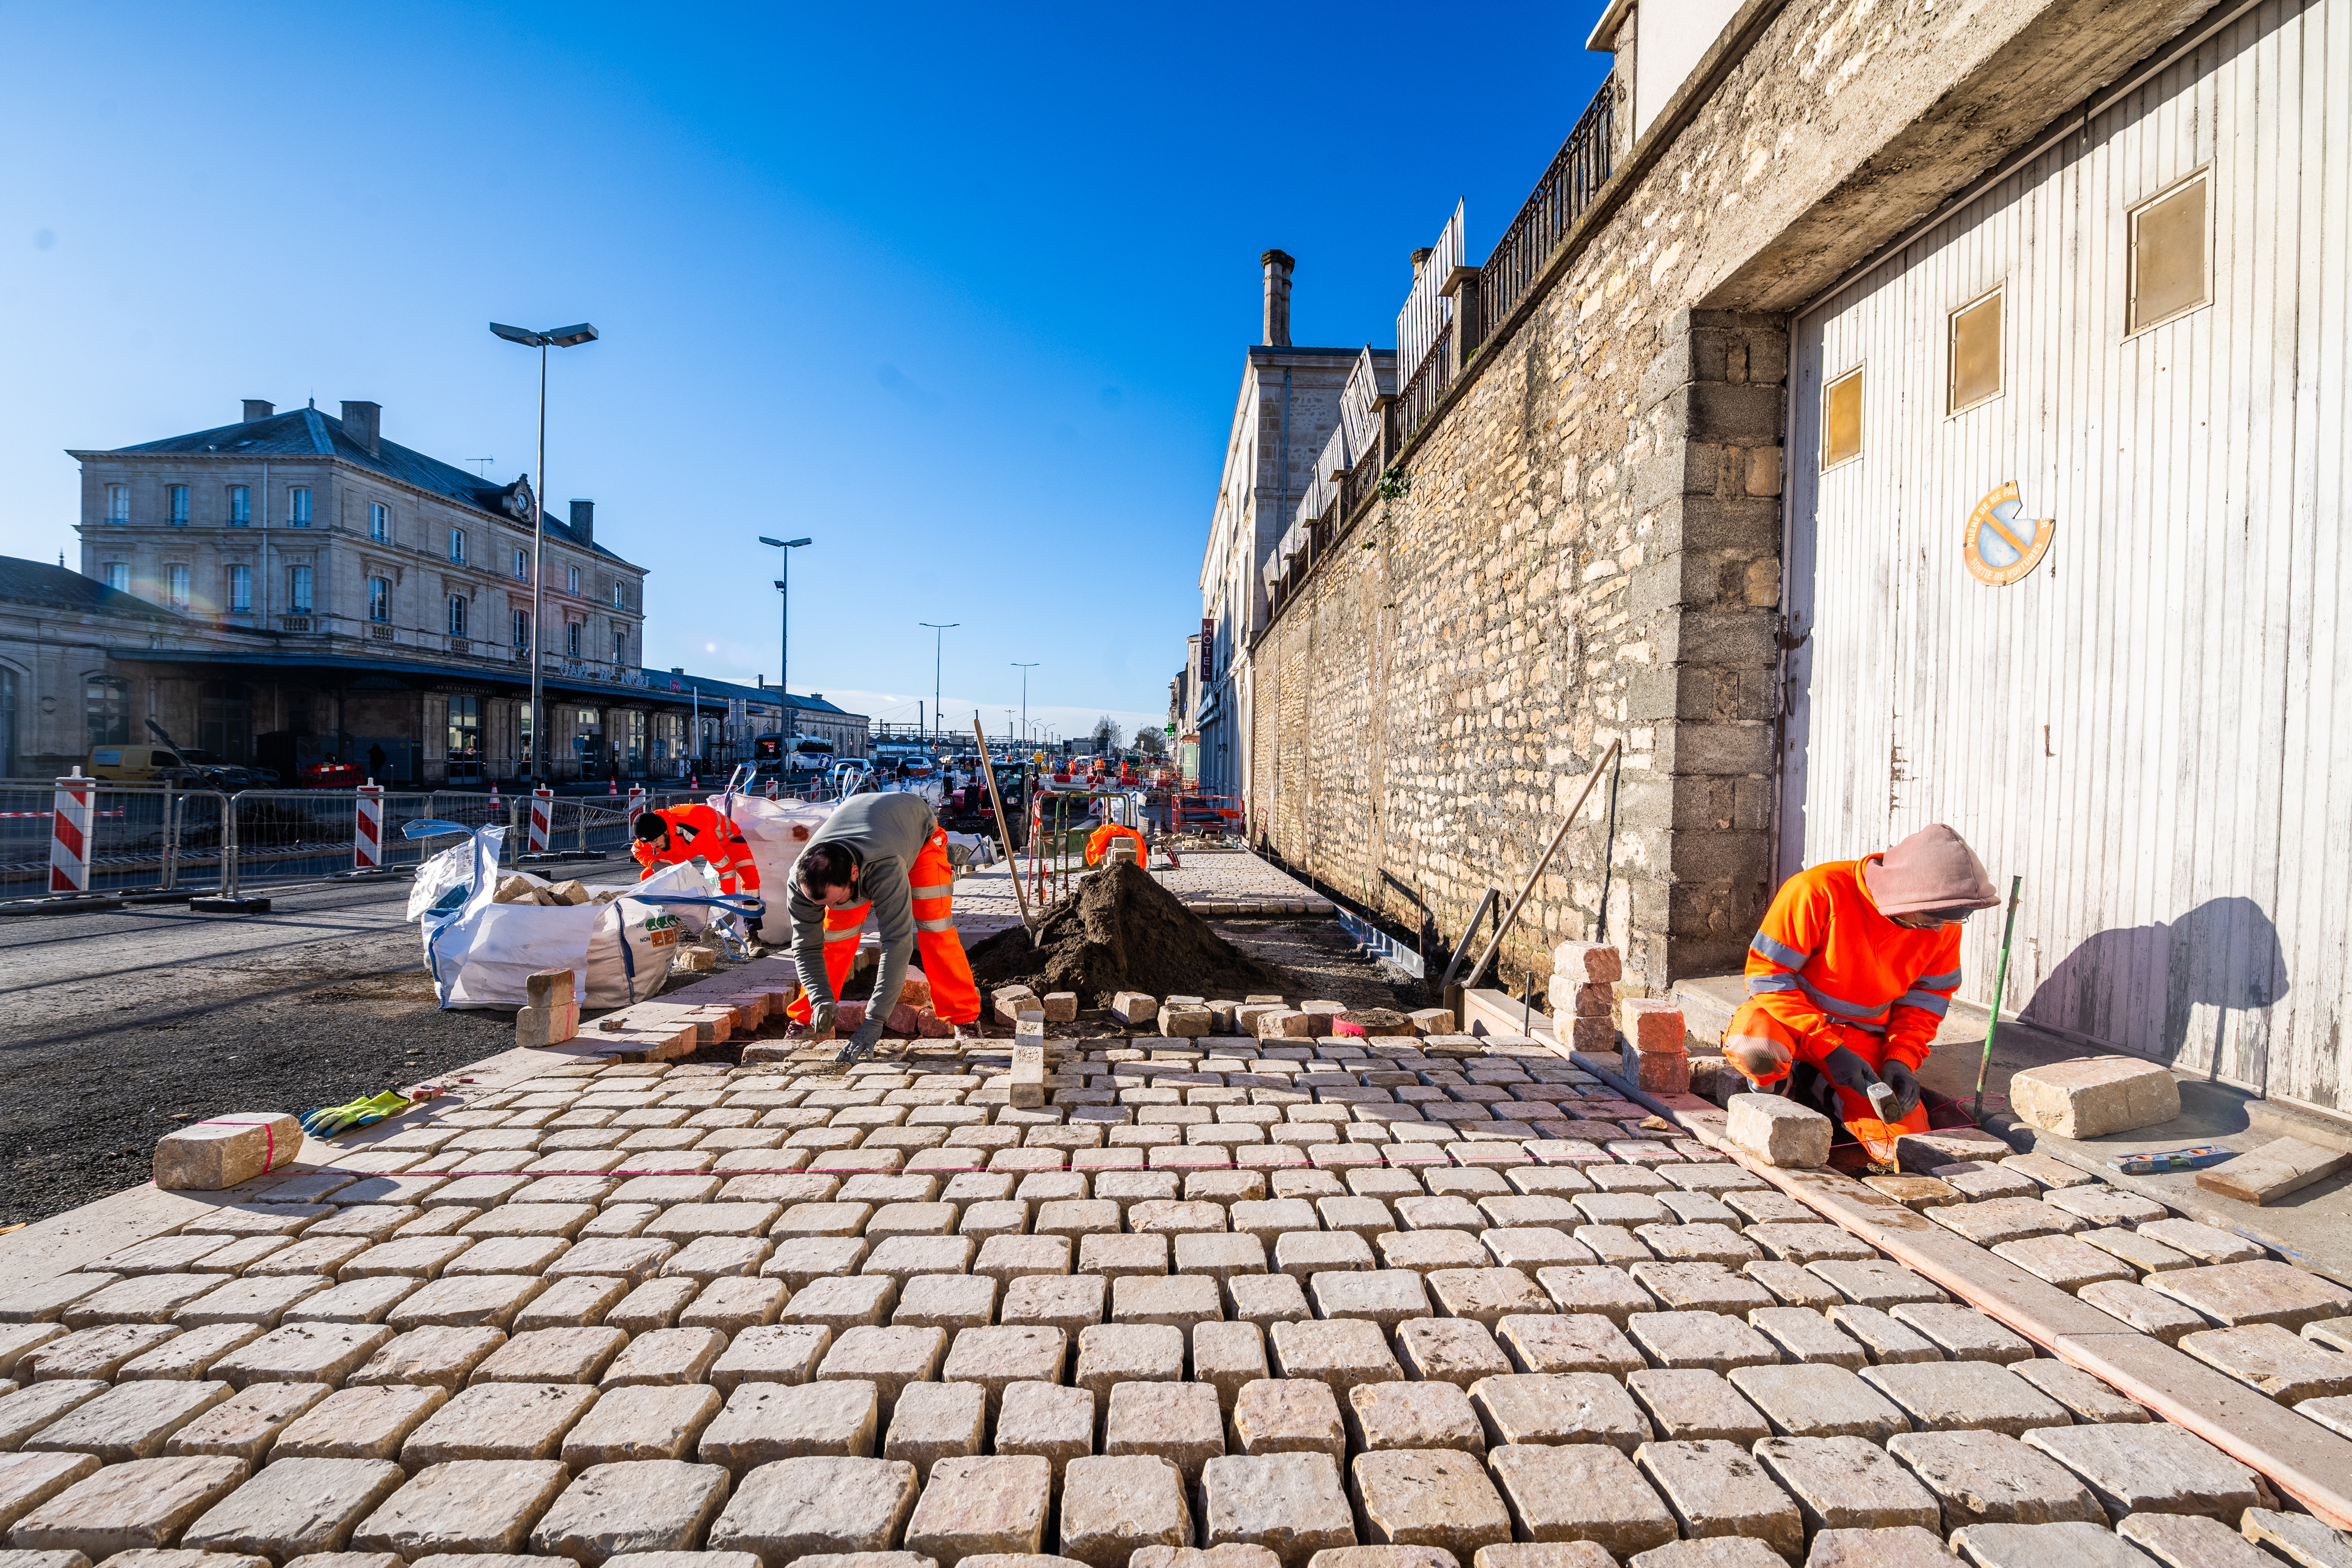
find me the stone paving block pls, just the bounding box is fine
[1821,1306,1940,1366]
[1269,1320,1402,1394]
[783,1277,899,1333]
[179,1457,408,1562]
[904,1455,1051,1563]
[1632,1439,1801,1560]
[604,1279,703,1334]
[889,1276,997,1336]
[0,1453,100,1536]
[1884,1430,2102,1533]
[1636,1226,1761,1268]
[879,1381,983,1484]
[1393,1321,1509,1387]
[24,1326,184,1382]
[1072,1324,1183,1396]
[1231,1379,1346,1460]
[1348,1449,1511,1560]
[1194,1322,1269,1411]
[350,1459,571,1558]
[1055,1455,1191,1568]
[2133,1220,2267,1267]
[698,1381,879,1476]
[1926,1200,2084,1248]
[1479,1230,1592,1272]
[1470,1371,1648,1452]
[2000,1361,2145,1426]
[60,1278,221,1330]
[334,1239,476,1284]
[560,1382,723,1466]
[1887,1305,2034,1365]
[469,1328,629,1386]
[1571,1228,1649,1267]
[0,1550,97,1568]
[1725,1362,1907,1441]
[993,1383,1094,1477]
[270,1383,450,1460]
[1228,1275,1312,1328]
[1628,1265,1770,1317]
[458,1205,598,1242]
[2116,1511,2277,1568]
[1988,1236,2135,1293]
[2150,1261,2352,1330]
[662,1237,775,1283]
[938,1327,1065,1416]
[346,1327,507,1391]
[545,1240,677,1286]
[0,1327,68,1383]
[1491,1314,1644,1379]
[705,1456,919,1568]
[1753,1435,1939,1536]
[1345,1382,1483,1455]
[527,1460,732,1566]
[1806,1261,1944,1311]
[2237,1508,2352,1568]
[2072,1281,2206,1345]
[9,1457,252,1559]
[384,1276,548,1333]
[209,1324,396,1391]
[19,1379,232,1464]
[1533,1268,1652,1326]
[1857,1362,2071,1436]
[682,1277,790,1336]
[863,1238,975,1285]
[763,1239,871,1289]
[1947,1521,2159,1567]
[1624,1312,1779,1374]
[390,1382,591,1471]
[157,1382,329,1463]
[999,1277,1106,1336]
[0,1276,121,1327]
[1624,1370,1769,1445]
[281,1279,423,1328]
[1076,1235,1168,1280]
[1423,1271,1549,1327]
[446,1237,572,1279]
[1113,1276,1223,1334]
[1200,1453,1356,1568]
[2074,1228,2195,1276]
[2023,1422,2264,1522]
[1278,1234,1380,1279]
[1725,1096,1831,1168]
[819,1327,948,1420]
[1742,1308,1865,1370]
[1738,1224,1872,1266]
[1485,1447,1673,1558]
[1308,1275,1429,1336]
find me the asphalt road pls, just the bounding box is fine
[0,858,636,1229]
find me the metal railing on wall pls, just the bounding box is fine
[1476,85,1615,344]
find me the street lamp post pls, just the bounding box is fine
[759,537,812,739]
[491,320,599,782]
[921,623,958,750]
[1011,663,1037,751]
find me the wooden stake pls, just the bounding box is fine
[975,717,1035,934]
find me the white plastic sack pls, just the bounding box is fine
[709,793,831,943]
[419,827,597,1009]
[584,859,713,1008]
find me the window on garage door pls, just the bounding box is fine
[2130,172,2208,333]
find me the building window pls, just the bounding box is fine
[614,629,628,665]
[1821,367,1863,471]
[447,694,481,770]
[289,487,312,526]
[611,580,626,609]
[1949,289,2003,414]
[566,621,582,657]
[449,595,468,638]
[514,549,528,580]
[2130,172,2209,333]
[369,502,390,542]
[567,565,580,595]
[449,528,466,564]
[86,676,130,747]
[288,565,313,614]
[105,484,128,524]
[167,485,189,525]
[228,485,251,526]
[368,577,390,623]
[513,609,530,647]
[103,562,129,593]
[166,563,191,609]
[226,564,252,612]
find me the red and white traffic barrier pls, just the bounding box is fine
[626,785,647,825]
[528,786,553,854]
[49,769,92,892]
[354,781,384,869]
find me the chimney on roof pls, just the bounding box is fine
[1261,250,1295,348]
[672,667,684,676]
[242,399,273,423]
[1410,247,1432,279]
[340,401,381,457]
[568,499,594,548]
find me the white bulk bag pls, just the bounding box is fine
[708,792,831,943]
[415,825,598,1009]
[583,859,748,1007]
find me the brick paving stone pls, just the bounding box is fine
[1199,1453,1356,1568]
[347,1327,507,1391]
[527,1460,732,1566]
[1309,1275,1429,1334]
[783,1278,899,1332]
[1227,1275,1312,1328]
[1725,1363,1907,1441]
[2133,1220,2266,1267]
[384,1276,547,1333]
[25,1326,184,1382]
[1632,1440,1802,1560]
[764,1239,871,1289]
[699,1381,880,1476]
[1888,1305,2035,1364]
[1624,1370,1770,1445]
[209,1324,396,1390]
[2005,1361,2147,1424]
[2149,1261,2352,1330]
[2023,1422,2264,1521]
[993,1382,1094,1477]
[160,1382,330,1462]
[1533,1268,1652,1326]
[400,1382,598,1465]
[1467,1372,1648,1452]
[891,1276,998,1334]
[1269,1320,1402,1394]
[605,1279,703,1334]
[471,1328,630,1385]
[1344,1382,1483,1455]
[2116,1511,2277,1568]
[1393,1321,1509,1387]
[1807,1263,1945,1310]
[1624,1312,1779,1374]
[819,1328,948,1420]
[1000,1277,1106,1336]
[1753,1436,1939,1535]
[544,1242,677,1287]
[270,1384,449,1460]
[1231,1379,1346,1460]
[1742,1308,1865,1370]
[1056,1455,1192,1568]
[2074,1229,2194,1275]
[939,1327,1065,1415]
[1858,1362,2070,1436]
[1072,1325,1183,1396]
[879,1381,983,1484]
[1076,1236,1168,1280]
[603,1327,728,1387]
[1628,1265,1771,1316]
[0,1453,100,1535]
[1822,1306,1940,1365]
[9,1456,252,1559]
[1113,1276,1223,1334]
[1492,1314,1644,1378]
[179,1457,407,1562]
[61,1277,221,1329]
[1483,1443,1676,1556]
[2074,1281,2209,1345]
[705,1456,919,1568]
[1946,1521,2159,1567]
[1989,1236,2136,1292]
[20,1379,232,1463]
[560,1383,723,1465]
[1883,1431,2102,1532]
[1349,1449,1511,1561]
[350,1459,571,1558]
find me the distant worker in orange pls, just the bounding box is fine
[631,803,761,895]
[1720,824,1999,1133]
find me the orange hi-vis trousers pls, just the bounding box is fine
[788,825,982,1026]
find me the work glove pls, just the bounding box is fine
[805,999,839,1036]
[1818,1046,1890,1107]
[1877,1058,1923,1122]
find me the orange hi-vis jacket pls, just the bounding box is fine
[632,803,761,895]
[1741,858,1963,1076]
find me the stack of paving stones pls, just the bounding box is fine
[6,1003,2352,1568]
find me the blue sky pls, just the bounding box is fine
[0,1,1610,744]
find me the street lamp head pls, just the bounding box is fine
[492,321,599,348]
[783,537,811,549]
[491,322,546,346]
[544,323,599,346]
[773,580,786,590]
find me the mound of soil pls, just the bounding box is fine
[966,861,1291,1007]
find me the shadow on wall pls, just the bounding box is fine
[2021,896,2289,1078]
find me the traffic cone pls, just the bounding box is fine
[607,775,618,796]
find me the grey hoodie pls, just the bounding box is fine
[788,791,939,1042]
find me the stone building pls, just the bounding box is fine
[1229,0,2352,1110]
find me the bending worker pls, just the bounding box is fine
[632,801,761,895]
[785,790,982,1059]
[1720,823,1999,1132]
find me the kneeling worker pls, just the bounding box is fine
[1721,823,1999,1133]
[632,802,761,895]
[785,790,982,1059]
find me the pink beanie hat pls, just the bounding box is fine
[1862,824,1999,915]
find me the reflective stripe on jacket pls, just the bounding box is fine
[1742,858,1962,1072]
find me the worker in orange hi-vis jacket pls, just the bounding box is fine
[631,803,761,895]
[1718,823,2000,1133]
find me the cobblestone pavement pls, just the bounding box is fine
[5,986,2351,1568]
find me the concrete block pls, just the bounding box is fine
[528,1461,732,1566]
[2007,1056,2182,1139]
[1725,1096,1829,1168]
[1199,1453,1355,1568]
[1056,1456,1191,1568]
[349,1460,570,1558]
[705,1456,918,1568]
[154,1116,302,1193]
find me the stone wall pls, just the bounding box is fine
[1244,0,2218,993]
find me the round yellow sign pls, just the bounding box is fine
[1964,481,2055,585]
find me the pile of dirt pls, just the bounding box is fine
[966,861,1292,1007]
